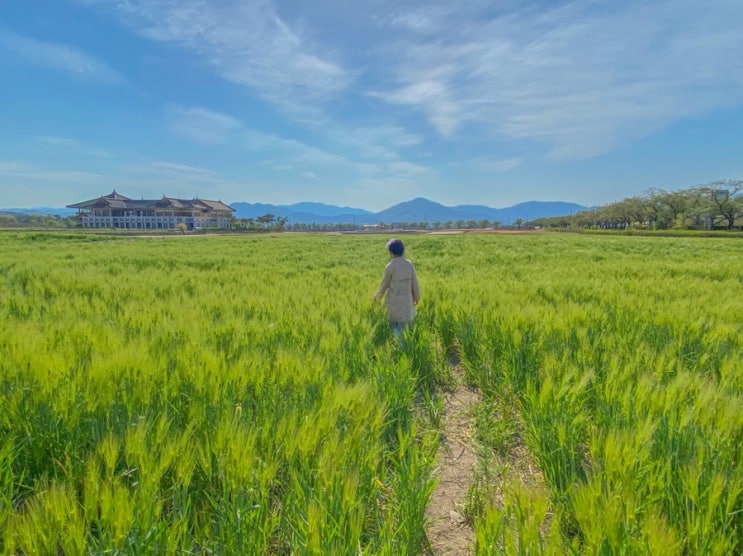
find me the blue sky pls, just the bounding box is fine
[1,0,742,212]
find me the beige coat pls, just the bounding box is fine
[375,256,421,323]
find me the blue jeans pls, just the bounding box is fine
[390,321,412,343]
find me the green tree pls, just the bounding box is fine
[657,189,696,229]
[274,216,289,231]
[699,180,743,230]
[0,214,18,227]
[257,213,276,230]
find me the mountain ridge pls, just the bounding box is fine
[2,198,590,225]
[229,198,589,225]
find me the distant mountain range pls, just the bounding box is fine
[230,198,589,225]
[1,207,77,217]
[2,198,589,225]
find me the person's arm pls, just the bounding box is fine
[411,263,420,305]
[374,263,393,301]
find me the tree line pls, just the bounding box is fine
[530,180,743,231]
[0,213,77,229]
[234,215,504,232]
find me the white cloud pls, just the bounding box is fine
[323,124,424,165]
[370,0,743,158]
[148,160,221,178]
[45,0,743,168]
[0,29,122,83]
[348,125,424,150]
[167,104,370,173]
[262,160,293,172]
[166,105,244,144]
[164,103,433,198]
[491,157,523,172]
[0,157,240,206]
[89,0,348,113]
[0,161,105,183]
[386,160,428,178]
[120,160,239,198]
[38,136,114,158]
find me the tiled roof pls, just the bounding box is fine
[68,191,235,212]
[67,190,133,209]
[199,199,234,211]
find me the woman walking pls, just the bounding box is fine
[374,238,421,342]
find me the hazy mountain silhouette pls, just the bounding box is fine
[231,197,588,225]
[230,201,372,224]
[0,207,77,217]
[4,198,589,224]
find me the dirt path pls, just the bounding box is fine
[425,368,481,555]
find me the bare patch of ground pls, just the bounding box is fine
[425,362,550,554]
[425,367,480,555]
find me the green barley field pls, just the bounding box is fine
[1,231,741,554]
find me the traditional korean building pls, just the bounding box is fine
[67,190,235,230]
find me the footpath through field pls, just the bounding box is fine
[425,364,480,554]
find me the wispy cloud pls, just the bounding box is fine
[166,103,433,193]
[0,29,122,83]
[148,161,221,178]
[369,0,743,158]
[121,160,238,198]
[0,161,106,183]
[88,0,348,114]
[498,157,523,172]
[0,157,242,205]
[38,136,114,158]
[334,125,424,160]
[168,104,365,170]
[166,105,243,144]
[386,160,428,178]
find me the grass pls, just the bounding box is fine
[0,230,741,554]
